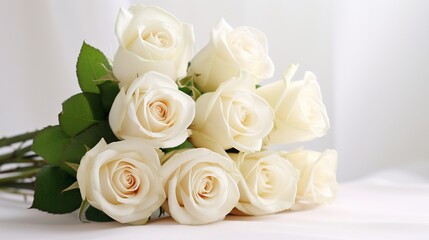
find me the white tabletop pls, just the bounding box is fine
[1,162,429,240]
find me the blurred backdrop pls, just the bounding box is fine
[0,0,428,181]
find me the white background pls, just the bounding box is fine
[0,0,428,181]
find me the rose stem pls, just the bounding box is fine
[0,130,40,148]
[0,145,33,163]
[0,168,40,184]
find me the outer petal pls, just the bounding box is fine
[113,47,177,88]
[283,149,338,205]
[77,138,107,201]
[115,7,133,47]
[191,73,273,153]
[109,72,195,148]
[112,5,195,87]
[76,139,166,224]
[160,148,240,225]
[259,67,330,145]
[188,19,272,93]
[230,152,299,215]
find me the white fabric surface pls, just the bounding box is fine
[1,162,428,240]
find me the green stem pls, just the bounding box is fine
[0,130,39,148]
[0,130,43,196]
[0,168,40,184]
[0,145,33,163]
[0,157,44,165]
[0,164,44,174]
[4,161,43,168]
[0,182,34,190]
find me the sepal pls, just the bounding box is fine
[177,74,202,100]
[78,199,114,223]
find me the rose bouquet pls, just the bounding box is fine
[0,4,338,225]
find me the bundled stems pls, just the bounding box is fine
[0,130,39,148]
[0,130,45,195]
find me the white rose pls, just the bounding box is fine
[257,66,330,144]
[109,71,195,148]
[76,138,165,224]
[280,149,338,205]
[188,19,274,92]
[113,4,194,87]
[190,73,274,153]
[229,151,299,216]
[160,148,240,225]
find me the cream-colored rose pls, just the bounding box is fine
[229,151,299,216]
[190,73,274,153]
[109,71,195,148]
[160,148,240,225]
[76,139,165,224]
[257,65,330,144]
[188,19,274,92]
[113,4,194,87]
[281,149,338,205]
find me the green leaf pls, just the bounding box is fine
[31,166,82,214]
[162,139,194,153]
[98,81,120,112]
[76,42,112,94]
[32,126,70,166]
[85,206,114,222]
[61,121,118,175]
[33,122,117,176]
[62,121,117,164]
[59,93,106,136]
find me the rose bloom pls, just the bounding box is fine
[160,148,240,225]
[190,73,273,153]
[188,19,274,92]
[112,4,194,87]
[280,149,338,205]
[109,71,195,148]
[229,151,299,216]
[257,68,330,145]
[76,138,165,224]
